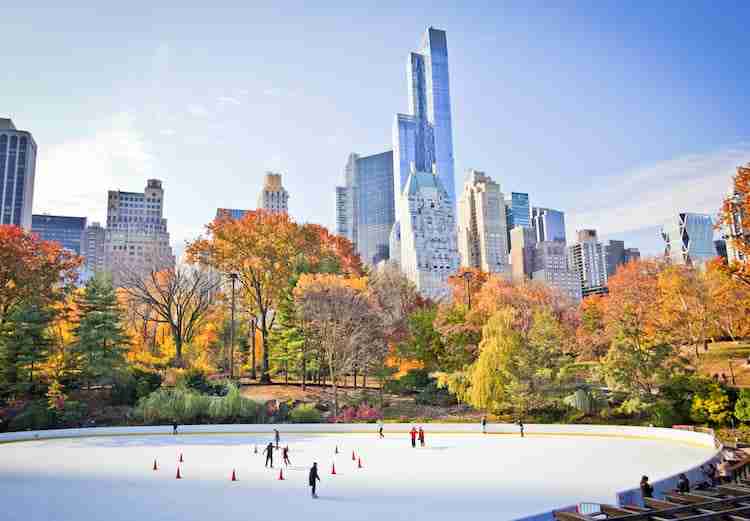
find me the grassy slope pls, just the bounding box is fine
[699,341,750,387]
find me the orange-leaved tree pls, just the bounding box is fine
[718,163,750,286]
[187,211,348,383]
[0,225,81,327]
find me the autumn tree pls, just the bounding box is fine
[295,274,381,415]
[119,264,218,365]
[0,225,80,328]
[719,163,750,286]
[576,295,609,361]
[705,260,750,340]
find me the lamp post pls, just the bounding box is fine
[461,271,473,310]
[228,273,238,380]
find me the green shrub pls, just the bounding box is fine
[9,400,58,430]
[649,400,681,427]
[134,383,262,425]
[385,369,433,395]
[415,382,457,406]
[111,369,163,406]
[289,403,323,423]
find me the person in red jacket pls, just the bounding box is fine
[418,427,425,447]
[410,426,417,448]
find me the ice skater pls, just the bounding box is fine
[518,419,524,438]
[282,445,291,467]
[481,416,487,434]
[410,426,417,448]
[309,462,320,498]
[172,420,179,435]
[418,427,425,447]
[264,442,275,468]
[378,419,384,439]
[274,428,280,449]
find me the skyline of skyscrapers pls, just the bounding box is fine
[0,118,36,230]
[457,169,509,274]
[604,239,641,278]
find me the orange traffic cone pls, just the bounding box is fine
[331,463,336,475]
[231,469,238,481]
[176,466,182,479]
[179,452,184,463]
[153,459,158,471]
[278,468,284,480]
[358,457,363,469]
[351,450,356,461]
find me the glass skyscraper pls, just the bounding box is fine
[0,118,36,230]
[392,27,455,212]
[31,214,87,254]
[336,151,395,266]
[505,192,531,250]
[662,212,717,266]
[532,207,566,243]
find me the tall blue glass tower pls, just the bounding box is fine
[392,27,455,212]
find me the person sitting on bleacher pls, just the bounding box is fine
[640,475,654,498]
[677,473,690,493]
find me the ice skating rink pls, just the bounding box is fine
[0,428,716,521]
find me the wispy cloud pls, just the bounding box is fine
[187,103,211,118]
[566,145,750,239]
[35,112,154,223]
[263,87,299,98]
[217,96,241,106]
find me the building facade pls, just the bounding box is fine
[510,226,537,282]
[531,207,566,243]
[257,172,288,214]
[661,213,717,266]
[216,208,250,220]
[569,229,608,297]
[456,170,509,274]
[82,222,106,275]
[604,239,641,277]
[104,179,175,283]
[0,118,36,230]
[31,214,87,254]
[532,241,582,302]
[505,192,531,250]
[397,168,459,300]
[335,151,395,265]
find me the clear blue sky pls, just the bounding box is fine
[3,2,749,256]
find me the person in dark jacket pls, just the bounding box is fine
[410,427,417,448]
[481,416,487,434]
[518,420,525,438]
[274,429,280,449]
[282,446,291,467]
[172,421,178,435]
[309,462,320,498]
[640,475,654,498]
[264,442,274,468]
[418,427,425,447]
[677,473,690,493]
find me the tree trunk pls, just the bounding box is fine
[353,368,357,389]
[301,351,306,391]
[332,373,339,417]
[260,313,271,383]
[363,373,367,388]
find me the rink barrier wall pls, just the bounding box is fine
[0,423,718,448]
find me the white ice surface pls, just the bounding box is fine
[0,432,714,521]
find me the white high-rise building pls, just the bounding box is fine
[662,212,717,267]
[398,167,459,300]
[532,241,582,302]
[258,172,289,214]
[104,179,175,285]
[568,229,608,297]
[457,170,509,274]
[0,118,36,230]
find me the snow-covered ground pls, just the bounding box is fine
[0,431,714,521]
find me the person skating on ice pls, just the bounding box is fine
[378,419,384,439]
[518,419,525,438]
[410,426,417,448]
[282,445,291,467]
[274,428,280,449]
[264,442,275,468]
[172,420,179,435]
[481,416,487,434]
[418,426,425,447]
[309,462,320,498]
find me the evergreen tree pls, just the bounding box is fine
[0,301,54,398]
[71,275,129,389]
[269,278,306,386]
